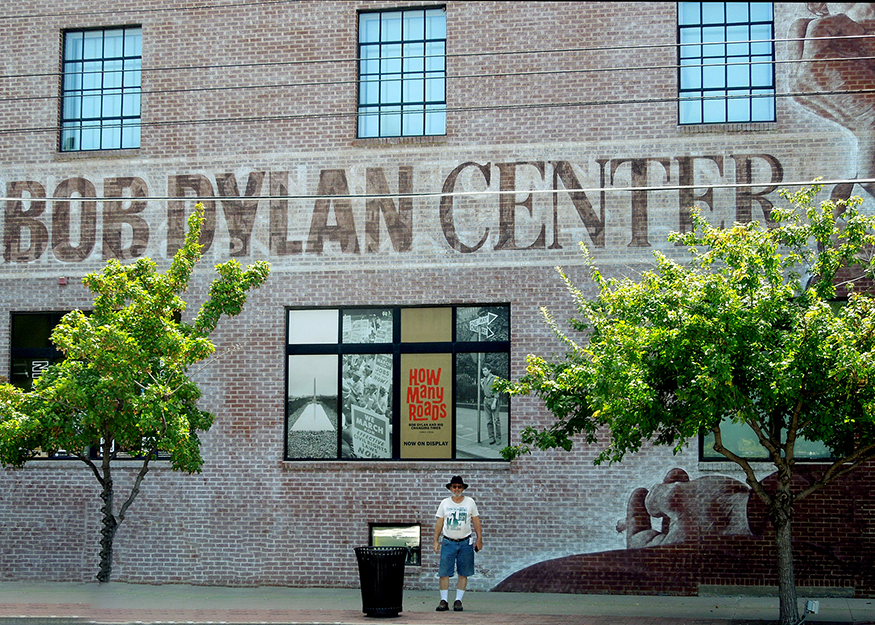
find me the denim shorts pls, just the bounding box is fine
[439,536,475,577]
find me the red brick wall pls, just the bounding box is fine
[1,1,873,597]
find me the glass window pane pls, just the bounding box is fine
[456,306,510,342]
[360,12,381,43]
[122,92,140,116]
[425,106,446,135]
[82,94,102,118]
[678,2,701,25]
[727,62,749,87]
[703,65,725,88]
[680,28,702,58]
[680,98,703,124]
[63,63,83,91]
[455,352,508,458]
[425,42,445,72]
[403,42,425,73]
[65,31,84,60]
[750,24,772,54]
[102,125,121,150]
[123,63,141,88]
[342,354,393,459]
[425,77,444,102]
[12,313,57,349]
[703,92,726,122]
[288,309,338,344]
[382,11,402,41]
[403,10,425,40]
[703,420,832,460]
[404,78,424,103]
[63,95,81,120]
[80,122,101,150]
[727,93,750,121]
[370,524,421,565]
[360,47,381,77]
[702,420,766,459]
[82,31,103,59]
[360,78,379,106]
[402,109,424,136]
[342,309,393,343]
[104,62,123,88]
[61,125,79,151]
[726,2,749,22]
[359,110,379,138]
[125,28,142,55]
[380,107,401,136]
[751,91,774,121]
[82,61,103,90]
[749,2,773,22]
[425,9,446,39]
[382,43,402,75]
[401,307,451,342]
[681,64,701,90]
[104,29,124,57]
[103,91,122,117]
[381,78,401,104]
[287,354,338,459]
[701,2,725,24]
[400,353,451,459]
[121,122,140,148]
[750,59,771,87]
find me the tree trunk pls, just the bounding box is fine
[97,474,116,583]
[771,491,799,625]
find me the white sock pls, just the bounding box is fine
[440,590,448,602]
[456,589,465,601]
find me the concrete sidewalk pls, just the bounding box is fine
[0,582,873,625]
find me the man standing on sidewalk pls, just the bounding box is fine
[434,475,483,612]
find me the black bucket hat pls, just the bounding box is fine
[446,475,468,490]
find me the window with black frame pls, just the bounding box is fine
[357,7,447,138]
[678,2,775,124]
[61,26,142,151]
[285,305,509,461]
[9,311,167,461]
[700,420,836,461]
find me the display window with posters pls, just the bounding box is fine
[285,305,509,461]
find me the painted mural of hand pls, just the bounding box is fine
[788,5,875,196]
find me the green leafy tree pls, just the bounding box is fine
[500,185,875,625]
[0,204,270,583]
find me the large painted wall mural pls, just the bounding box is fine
[494,5,875,594]
[790,3,875,197]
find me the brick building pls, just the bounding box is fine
[1,1,874,596]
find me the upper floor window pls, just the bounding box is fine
[61,26,142,151]
[285,305,509,461]
[701,420,837,462]
[358,7,447,138]
[678,3,775,124]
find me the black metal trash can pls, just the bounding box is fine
[354,546,408,617]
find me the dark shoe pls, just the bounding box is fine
[488,438,495,445]
[436,600,449,612]
[454,600,463,611]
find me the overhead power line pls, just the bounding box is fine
[1,32,872,82]
[1,86,872,137]
[2,178,871,204]
[2,52,873,106]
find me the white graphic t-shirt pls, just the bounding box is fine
[436,496,479,540]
